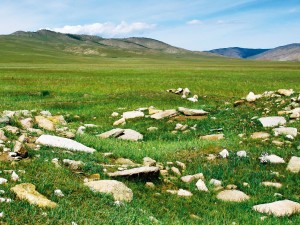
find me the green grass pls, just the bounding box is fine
[1,35,300,224]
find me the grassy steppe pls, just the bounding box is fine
[1,43,300,224]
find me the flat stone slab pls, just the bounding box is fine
[200,134,224,140]
[108,166,160,177]
[259,117,286,128]
[217,190,250,202]
[251,132,270,139]
[11,183,57,208]
[97,128,124,139]
[287,156,300,173]
[178,107,209,116]
[84,180,133,202]
[117,129,143,141]
[151,110,177,120]
[122,111,144,119]
[253,200,300,217]
[261,154,285,164]
[36,135,95,153]
[273,127,298,137]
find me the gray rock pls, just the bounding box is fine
[150,110,177,120]
[259,117,286,128]
[0,116,10,125]
[287,156,300,173]
[36,135,96,153]
[253,200,300,217]
[178,107,209,116]
[108,166,159,177]
[97,129,124,139]
[273,127,297,137]
[84,180,133,202]
[260,154,285,164]
[117,129,143,141]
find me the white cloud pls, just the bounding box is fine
[187,20,203,25]
[49,21,156,36]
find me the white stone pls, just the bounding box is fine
[177,189,193,197]
[217,190,250,202]
[108,166,159,177]
[111,112,119,117]
[246,92,257,102]
[84,180,133,202]
[11,171,19,181]
[122,111,144,119]
[219,149,229,158]
[261,182,282,188]
[117,129,143,141]
[182,88,190,96]
[259,117,286,128]
[277,89,294,96]
[187,95,198,102]
[0,178,8,185]
[287,156,300,173]
[113,118,126,126]
[253,200,300,217]
[237,150,247,157]
[76,126,86,135]
[178,107,209,116]
[97,128,124,138]
[54,189,64,197]
[196,179,209,192]
[36,135,95,153]
[35,116,55,131]
[210,179,222,187]
[273,127,297,137]
[181,173,204,183]
[171,167,181,176]
[260,154,285,164]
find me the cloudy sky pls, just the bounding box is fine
[1,0,300,50]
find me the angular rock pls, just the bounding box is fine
[11,183,57,208]
[36,135,95,153]
[253,200,300,217]
[219,149,229,158]
[181,173,204,183]
[97,128,124,139]
[251,132,270,139]
[217,190,249,202]
[237,150,247,157]
[148,106,162,115]
[48,115,67,125]
[35,116,55,131]
[259,117,286,128]
[200,134,224,141]
[13,141,28,158]
[260,154,285,164]
[84,180,133,202]
[151,110,177,120]
[0,130,8,142]
[4,126,19,134]
[108,166,159,178]
[277,89,294,96]
[143,157,156,167]
[0,116,10,125]
[246,92,257,102]
[117,129,143,141]
[63,159,84,170]
[177,189,193,197]
[122,111,144,119]
[171,167,181,176]
[113,118,126,126]
[273,127,297,137]
[178,107,208,116]
[196,179,209,192]
[287,156,300,173]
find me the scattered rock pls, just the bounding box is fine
[177,189,193,197]
[187,95,198,102]
[237,150,247,157]
[97,128,124,138]
[246,92,257,102]
[115,158,136,165]
[111,112,119,117]
[277,89,294,96]
[122,111,144,119]
[148,106,162,115]
[273,127,297,137]
[54,189,64,197]
[226,184,237,190]
[253,200,300,217]
[13,141,28,158]
[36,135,96,153]
[261,182,282,188]
[151,110,177,120]
[143,157,156,167]
[258,117,286,128]
[145,182,155,189]
[108,166,160,178]
[210,179,222,187]
[259,154,285,164]
[84,180,133,202]
[196,179,209,192]
[117,129,143,141]
[287,156,300,173]
[147,127,158,131]
[113,118,126,126]
[63,159,84,170]
[35,116,55,131]
[175,161,186,170]
[11,183,57,208]
[11,171,19,181]
[178,107,208,116]
[4,125,19,134]
[200,134,224,141]
[219,149,229,158]
[171,167,181,176]
[0,178,8,185]
[20,118,33,129]
[0,130,8,141]
[251,132,270,139]
[217,190,249,202]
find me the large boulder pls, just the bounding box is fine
[36,135,95,153]
[108,166,160,178]
[178,107,208,116]
[258,117,286,128]
[84,180,133,202]
[11,183,57,208]
[253,200,300,217]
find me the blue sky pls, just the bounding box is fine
[0,0,300,50]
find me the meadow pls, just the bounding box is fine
[1,50,300,224]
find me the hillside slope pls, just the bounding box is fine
[208,47,270,59]
[251,44,300,61]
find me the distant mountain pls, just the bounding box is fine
[251,44,300,61]
[208,47,270,59]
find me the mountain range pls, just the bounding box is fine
[1,29,299,62]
